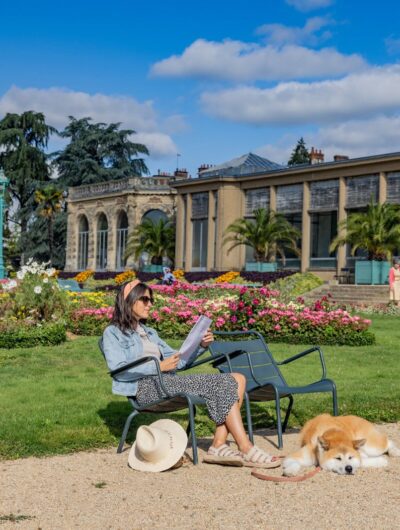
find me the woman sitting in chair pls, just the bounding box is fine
[102,280,280,468]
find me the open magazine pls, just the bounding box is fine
[179,315,212,362]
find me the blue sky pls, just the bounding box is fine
[1,0,400,177]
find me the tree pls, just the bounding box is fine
[125,218,175,266]
[24,212,67,270]
[53,116,150,187]
[34,185,64,265]
[223,208,301,264]
[330,200,400,261]
[0,111,56,263]
[288,137,310,166]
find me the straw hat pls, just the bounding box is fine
[128,419,188,472]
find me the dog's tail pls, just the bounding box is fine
[388,440,400,457]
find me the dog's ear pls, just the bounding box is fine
[318,436,330,451]
[353,438,366,450]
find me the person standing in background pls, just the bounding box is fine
[389,259,400,305]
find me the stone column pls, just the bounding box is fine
[107,208,117,272]
[207,191,215,270]
[269,185,276,211]
[379,171,387,204]
[175,194,185,269]
[64,206,77,271]
[87,210,97,271]
[217,184,242,270]
[184,194,193,271]
[301,182,310,272]
[337,176,347,273]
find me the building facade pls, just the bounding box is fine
[174,151,400,279]
[64,175,178,271]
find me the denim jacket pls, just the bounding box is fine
[101,324,205,396]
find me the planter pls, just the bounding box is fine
[142,265,163,273]
[245,262,278,272]
[355,260,390,285]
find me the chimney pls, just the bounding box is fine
[198,163,212,177]
[310,147,324,164]
[174,168,189,179]
[333,154,349,162]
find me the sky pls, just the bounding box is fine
[1,0,400,178]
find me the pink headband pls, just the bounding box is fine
[123,279,141,300]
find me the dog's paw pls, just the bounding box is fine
[388,441,400,457]
[282,458,302,477]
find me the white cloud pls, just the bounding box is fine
[151,39,366,82]
[255,115,400,167]
[385,35,400,55]
[256,16,333,46]
[201,65,400,125]
[0,86,178,158]
[286,0,334,12]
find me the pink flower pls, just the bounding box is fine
[274,324,281,331]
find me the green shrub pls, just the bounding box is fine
[0,322,66,349]
[270,272,324,299]
[67,313,110,336]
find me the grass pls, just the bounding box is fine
[0,314,399,460]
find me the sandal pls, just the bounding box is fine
[203,444,243,466]
[240,445,281,469]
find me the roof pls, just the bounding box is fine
[199,152,284,178]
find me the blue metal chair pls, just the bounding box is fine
[57,279,88,292]
[99,338,210,465]
[207,330,338,448]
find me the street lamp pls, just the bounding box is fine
[0,169,9,279]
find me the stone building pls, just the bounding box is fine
[174,151,400,280]
[64,172,187,272]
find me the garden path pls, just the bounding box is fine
[1,424,399,530]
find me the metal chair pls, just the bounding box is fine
[207,330,338,448]
[99,338,208,464]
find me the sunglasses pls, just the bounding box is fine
[138,295,153,305]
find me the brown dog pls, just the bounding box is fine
[283,414,400,476]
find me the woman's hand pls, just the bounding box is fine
[160,353,180,372]
[200,329,214,348]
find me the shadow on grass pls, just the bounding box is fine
[97,399,299,450]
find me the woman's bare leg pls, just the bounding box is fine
[211,373,250,450]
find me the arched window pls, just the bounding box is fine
[77,216,89,270]
[96,214,108,270]
[116,211,128,270]
[142,209,168,224]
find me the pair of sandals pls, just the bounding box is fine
[203,443,281,468]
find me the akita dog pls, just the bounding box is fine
[283,414,400,476]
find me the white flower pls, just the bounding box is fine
[43,277,49,283]
[2,279,17,291]
[34,286,42,294]
[17,270,25,280]
[45,267,56,277]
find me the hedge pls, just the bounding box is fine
[0,323,67,349]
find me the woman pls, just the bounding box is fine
[389,259,400,305]
[102,280,280,468]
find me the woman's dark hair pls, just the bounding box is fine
[111,282,154,333]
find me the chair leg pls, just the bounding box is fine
[186,399,199,465]
[282,395,294,433]
[332,384,339,416]
[118,410,139,453]
[186,405,197,438]
[274,390,283,449]
[244,392,254,444]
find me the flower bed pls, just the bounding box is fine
[67,283,374,346]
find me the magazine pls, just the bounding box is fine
[179,315,212,361]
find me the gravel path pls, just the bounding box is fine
[1,424,400,530]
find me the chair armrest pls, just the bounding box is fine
[277,346,327,379]
[109,356,173,397]
[178,353,227,371]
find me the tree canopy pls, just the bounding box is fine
[223,208,301,264]
[125,218,175,266]
[288,137,310,166]
[53,116,150,187]
[330,201,400,261]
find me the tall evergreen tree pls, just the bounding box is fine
[288,137,310,166]
[0,111,56,263]
[53,116,150,187]
[34,185,63,265]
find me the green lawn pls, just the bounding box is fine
[1,315,399,460]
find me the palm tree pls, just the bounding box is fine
[125,218,175,266]
[330,200,400,260]
[223,208,301,264]
[34,185,63,264]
